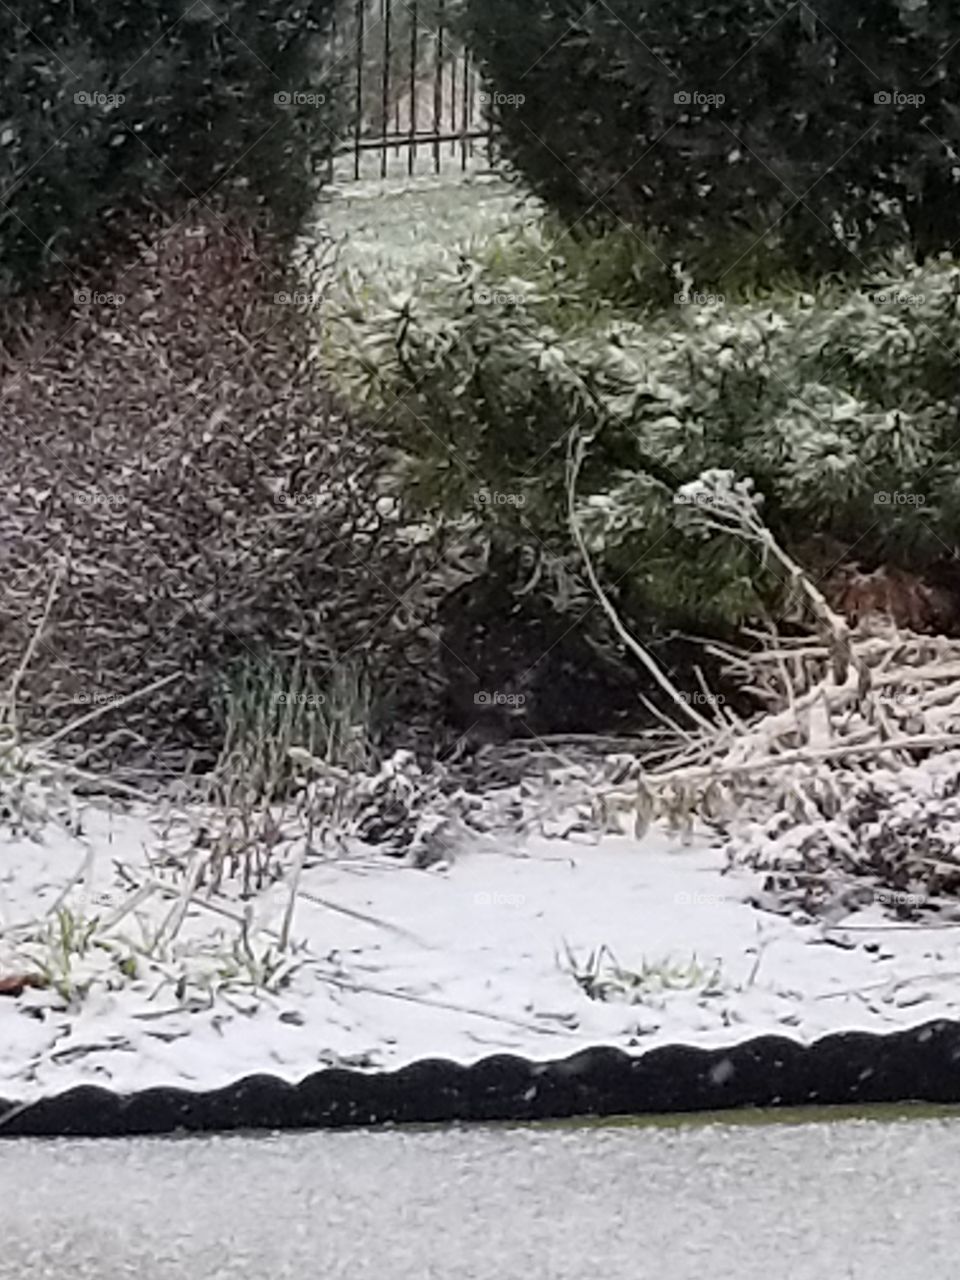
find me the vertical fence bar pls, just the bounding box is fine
[449,42,457,157]
[461,47,469,170]
[468,57,477,162]
[327,4,338,183]
[354,0,365,181]
[380,0,391,179]
[477,59,488,165]
[408,0,419,176]
[433,0,445,175]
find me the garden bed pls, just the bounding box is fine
[5,792,960,1132]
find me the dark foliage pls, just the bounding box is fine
[437,544,742,746]
[462,0,960,271]
[0,0,341,297]
[0,208,447,777]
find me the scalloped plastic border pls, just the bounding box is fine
[3,1020,960,1136]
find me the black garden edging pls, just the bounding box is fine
[3,1019,960,1137]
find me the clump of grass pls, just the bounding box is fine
[29,906,100,1002]
[215,933,299,993]
[16,894,301,1008]
[559,942,724,1005]
[212,653,377,809]
[312,661,377,774]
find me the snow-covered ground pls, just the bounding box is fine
[304,168,538,281]
[3,802,960,1104]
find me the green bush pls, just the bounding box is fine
[462,0,960,273]
[322,229,960,631]
[0,0,340,297]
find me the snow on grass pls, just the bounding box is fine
[4,794,960,1103]
[301,168,540,285]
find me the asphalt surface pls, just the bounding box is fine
[1,1110,958,1279]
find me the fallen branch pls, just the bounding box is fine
[566,429,717,733]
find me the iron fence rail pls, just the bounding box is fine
[331,0,492,181]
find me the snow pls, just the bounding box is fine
[301,170,540,285]
[4,803,960,1104]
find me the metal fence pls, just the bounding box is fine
[329,0,492,181]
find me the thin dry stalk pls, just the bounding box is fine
[40,671,180,752]
[566,429,718,733]
[3,562,64,733]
